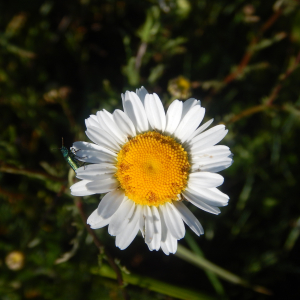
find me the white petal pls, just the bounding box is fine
[188,172,224,188]
[165,100,183,135]
[162,231,177,254]
[136,86,148,104]
[76,172,114,181]
[72,142,116,158]
[144,93,166,132]
[173,201,204,236]
[76,163,116,178]
[70,180,95,196]
[108,198,135,236]
[160,241,169,255]
[185,187,229,207]
[186,118,214,142]
[86,178,118,193]
[186,185,229,204]
[72,141,116,155]
[115,205,141,250]
[148,206,161,251]
[174,106,205,143]
[85,114,102,129]
[87,208,101,225]
[139,208,146,238]
[189,125,228,152]
[97,110,127,144]
[191,145,231,161]
[74,149,116,164]
[86,126,120,152]
[158,207,177,255]
[97,189,126,219]
[87,209,112,229]
[181,98,200,120]
[144,206,154,244]
[161,203,185,240]
[191,157,233,173]
[113,109,136,137]
[123,91,149,133]
[90,217,112,229]
[183,191,221,215]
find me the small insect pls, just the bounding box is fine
[60,138,81,172]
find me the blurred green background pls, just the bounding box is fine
[1,0,300,299]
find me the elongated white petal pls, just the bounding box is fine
[186,118,214,142]
[160,241,169,255]
[76,172,114,181]
[161,203,185,240]
[144,206,154,244]
[191,157,233,173]
[72,142,116,157]
[158,207,177,255]
[144,93,166,132]
[113,109,136,137]
[186,186,229,206]
[185,187,228,207]
[191,145,231,161]
[189,125,228,152]
[174,106,205,143]
[86,126,120,152]
[187,184,229,203]
[99,110,128,143]
[115,205,141,250]
[72,142,115,155]
[123,91,149,133]
[87,208,100,225]
[183,191,221,214]
[173,201,204,236]
[86,178,118,193]
[136,86,148,104]
[108,199,135,236]
[76,163,116,177]
[139,208,146,238]
[85,114,102,129]
[188,172,224,188]
[70,180,95,196]
[87,209,112,229]
[74,149,116,164]
[97,189,126,219]
[161,231,177,254]
[148,206,161,251]
[181,98,200,120]
[90,218,112,229]
[165,100,183,135]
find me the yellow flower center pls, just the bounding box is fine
[115,132,190,206]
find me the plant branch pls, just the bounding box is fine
[74,198,130,300]
[266,50,300,105]
[223,7,283,85]
[227,49,300,124]
[0,161,65,183]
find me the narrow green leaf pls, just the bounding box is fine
[92,264,216,300]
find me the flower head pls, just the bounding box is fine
[71,87,232,255]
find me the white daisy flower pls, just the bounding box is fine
[70,87,232,255]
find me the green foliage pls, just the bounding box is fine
[1,0,300,299]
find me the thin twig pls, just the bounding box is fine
[227,104,268,124]
[201,6,284,103]
[266,50,300,105]
[0,161,65,183]
[227,50,300,124]
[74,198,130,300]
[223,7,283,85]
[135,41,148,71]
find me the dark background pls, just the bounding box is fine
[1,0,300,299]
